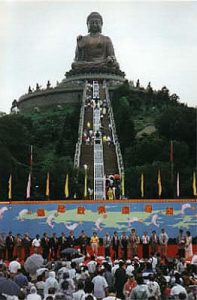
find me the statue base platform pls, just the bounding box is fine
[62,71,126,85]
[15,72,126,113]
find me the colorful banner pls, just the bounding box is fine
[0,199,196,238]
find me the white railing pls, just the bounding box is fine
[93,97,105,200]
[74,81,87,168]
[104,81,124,176]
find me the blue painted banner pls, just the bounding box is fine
[0,199,196,238]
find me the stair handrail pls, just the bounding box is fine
[74,81,87,168]
[93,91,105,200]
[104,81,124,176]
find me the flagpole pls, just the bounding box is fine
[141,173,144,198]
[64,174,69,199]
[45,172,50,200]
[26,145,33,200]
[176,172,180,198]
[158,169,162,198]
[193,171,197,197]
[170,140,174,198]
[8,174,12,206]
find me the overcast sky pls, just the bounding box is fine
[0,0,197,113]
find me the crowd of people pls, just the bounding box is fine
[0,228,196,300]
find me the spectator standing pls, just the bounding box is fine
[44,271,59,296]
[79,230,88,256]
[58,232,68,255]
[90,232,99,257]
[5,231,15,260]
[22,233,32,260]
[159,229,169,257]
[177,229,186,258]
[114,261,127,299]
[73,280,85,300]
[120,232,129,260]
[129,229,140,258]
[32,234,41,254]
[27,286,42,300]
[41,233,50,261]
[49,233,59,260]
[92,269,108,300]
[150,231,159,255]
[185,230,193,259]
[141,231,150,259]
[129,275,149,300]
[67,230,76,248]
[112,232,120,260]
[103,232,111,258]
[147,274,161,300]
[81,281,97,300]
[123,273,137,300]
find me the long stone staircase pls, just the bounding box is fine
[74,80,124,199]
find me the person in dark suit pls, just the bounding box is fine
[22,233,32,260]
[112,231,120,260]
[115,260,127,299]
[120,232,128,260]
[41,232,50,261]
[67,230,76,248]
[79,230,88,255]
[58,232,68,257]
[49,233,59,259]
[5,231,15,261]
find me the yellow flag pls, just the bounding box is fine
[121,172,125,197]
[141,173,144,198]
[46,172,50,198]
[8,174,12,200]
[64,174,69,198]
[193,171,197,196]
[158,170,162,197]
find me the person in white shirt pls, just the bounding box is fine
[159,228,169,257]
[32,234,41,253]
[103,287,121,300]
[170,283,188,298]
[92,269,108,300]
[8,259,21,274]
[141,232,150,259]
[81,281,96,300]
[73,280,85,300]
[44,271,59,296]
[129,276,149,300]
[111,260,119,276]
[126,260,135,276]
[87,256,97,276]
[147,274,161,300]
[26,286,42,300]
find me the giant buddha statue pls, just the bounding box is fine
[68,12,124,76]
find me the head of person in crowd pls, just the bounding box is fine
[136,275,144,285]
[84,280,94,293]
[54,294,66,300]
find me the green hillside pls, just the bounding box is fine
[111,81,196,198]
[0,104,82,200]
[0,82,196,200]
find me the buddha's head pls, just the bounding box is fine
[87,12,103,34]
